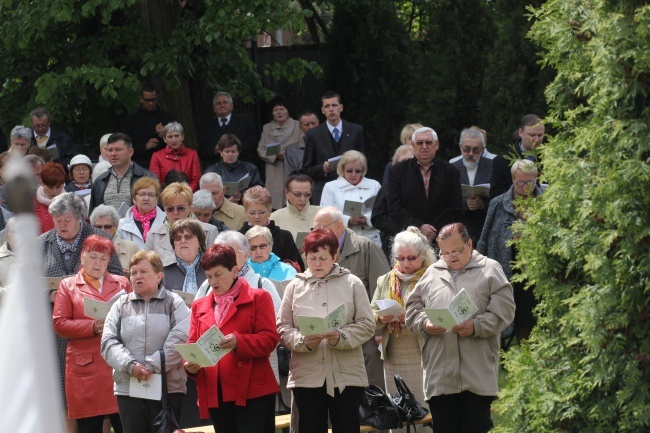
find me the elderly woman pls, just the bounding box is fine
[101,251,190,432]
[257,95,302,209]
[405,223,515,433]
[65,154,93,193]
[245,225,297,283]
[184,244,279,433]
[192,189,229,232]
[277,229,375,433]
[117,176,166,250]
[478,159,542,342]
[239,185,304,270]
[35,162,67,233]
[90,205,139,275]
[149,121,202,191]
[163,219,207,296]
[9,124,32,155]
[53,235,131,433]
[320,150,382,248]
[370,226,434,433]
[144,182,219,265]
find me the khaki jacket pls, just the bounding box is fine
[214,198,246,231]
[271,203,322,241]
[338,228,390,301]
[405,250,515,399]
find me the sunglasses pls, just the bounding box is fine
[173,234,196,242]
[414,140,436,146]
[93,224,114,231]
[345,169,363,174]
[165,206,187,213]
[461,146,482,155]
[287,191,312,198]
[395,253,422,262]
[249,243,270,252]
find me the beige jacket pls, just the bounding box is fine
[113,237,140,272]
[271,203,322,241]
[405,250,515,399]
[214,198,246,231]
[338,228,390,300]
[277,265,375,396]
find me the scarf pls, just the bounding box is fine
[133,205,158,241]
[81,268,102,291]
[387,264,428,334]
[268,118,297,146]
[55,223,83,261]
[237,262,250,278]
[72,181,92,190]
[178,253,201,295]
[163,145,187,161]
[36,186,54,206]
[213,277,243,326]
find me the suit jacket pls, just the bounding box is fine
[451,157,493,242]
[387,157,463,233]
[30,126,79,168]
[198,115,259,167]
[302,120,365,203]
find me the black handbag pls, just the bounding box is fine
[152,349,181,433]
[393,374,429,423]
[276,344,291,377]
[359,385,403,430]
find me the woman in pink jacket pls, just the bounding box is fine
[53,235,132,433]
[149,121,202,191]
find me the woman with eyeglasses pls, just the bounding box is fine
[320,150,382,248]
[90,205,139,276]
[370,226,434,433]
[405,223,515,433]
[244,225,298,283]
[144,182,219,266]
[477,159,542,342]
[117,176,166,250]
[239,185,304,271]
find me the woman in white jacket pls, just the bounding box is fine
[320,150,382,248]
[117,176,166,250]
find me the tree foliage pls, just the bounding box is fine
[495,1,650,431]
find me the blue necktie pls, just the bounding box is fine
[333,128,340,143]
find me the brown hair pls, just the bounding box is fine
[217,133,241,152]
[132,176,161,198]
[170,219,207,252]
[436,223,470,243]
[129,250,163,274]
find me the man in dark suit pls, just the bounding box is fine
[387,127,462,241]
[451,128,493,243]
[198,91,258,168]
[29,107,78,169]
[121,84,176,169]
[302,91,366,204]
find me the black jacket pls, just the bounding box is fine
[122,107,175,169]
[239,220,304,271]
[88,162,157,214]
[198,115,259,167]
[29,126,78,168]
[203,160,264,195]
[163,257,207,293]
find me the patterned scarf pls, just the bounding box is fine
[387,264,428,334]
[237,262,250,278]
[132,205,157,241]
[81,268,102,291]
[177,253,201,295]
[72,181,92,190]
[55,224,83,261]
[213,277,243,326]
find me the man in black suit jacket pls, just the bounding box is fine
[198,91,258,168]
[451,128,493,243]
[29,107,78,169]
[302,91,365,204]
[387,127,462,241]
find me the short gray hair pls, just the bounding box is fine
[161,121,184,138]
[10,125,32,143]
[200,172,223,189]
[244,225,273,245]
[411,127,438,143]
[216,230,249,253]
[459,128,485,148]
[30,107,51,121]
[89,204,120,226]
[391,226,435,265]
[511,159,538,177]
[193,189,216,210]
[48,192,86,219]
[318,206,344,223]
[213,91,233,105]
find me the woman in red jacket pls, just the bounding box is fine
[184,244,279,433]
[149,121,202,191]
[53,235,132,433]
[35,162,67,233]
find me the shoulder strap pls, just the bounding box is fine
[258,277,263,289]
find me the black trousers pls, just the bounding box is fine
[76,413,123,433]
[427,391,495,433]
[293,385,364,433]
[117,393,184,433]
[208,393,276,433]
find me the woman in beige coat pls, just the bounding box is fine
[277,228,375,433]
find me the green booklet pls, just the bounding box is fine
[425,288,478,329]
[298,303,346,336]
[175,325,231,367]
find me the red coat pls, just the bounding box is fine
[189,278,279,418]
[53,272,132,419]
[149,145,202,191]
[34,197,54,234]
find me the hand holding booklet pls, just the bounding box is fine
[298,303,346,336]
[425,288,478,330]
[374,299,406,318]
[175,325,232,367]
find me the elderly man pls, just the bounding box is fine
[199,172,246,231]
[283,110,320,181]
[198,91,258,167]
[121,85,176,169]
[387,126,463,240]
[192,189,230,232]
[302,91,366,204]
[270,173,321,246]
[451,128,493,243]
[312,206,390,390]
[9,125,32,155]
[449,126,496,163]
[29,107,78,168]
[490,114,545,198]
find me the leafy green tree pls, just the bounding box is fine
[495,1,650,431]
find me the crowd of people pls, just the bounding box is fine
[0,86,547,433]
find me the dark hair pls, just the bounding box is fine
[107,132,133,149]
[269,95,292,117]
[285,172,314,190]
[170,219,207,252]
[40,162,67,188]
[140,85,157,95]
[436,223,470,243]
[81,235,115,258]
[217,133,241,152]
[520,114,542,129]
[201,244,237,272]
[299,109,317,120]
[30,107,51,121]
[303,228,338,257]
[26,146,52,163]
[164,169,190,188]
[321,91,341,104]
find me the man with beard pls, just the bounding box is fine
[451,128,493,242]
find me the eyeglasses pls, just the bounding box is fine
[141,98,157,103]
[514,180,537,186]
[414,140,436,147]
[310,221,337,231]
[345,169,363,174]
[165,206,187,213]
[136,192,157,199]
[287,191,312,198]
[173,234,196,242]
[246,210,268,216]
[93,224,114,231]
[461,146,482,155]
[395,253,422,262]
[249,243,270,252]
[440,242,468,260]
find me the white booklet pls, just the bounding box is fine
[172,290,195,305]
[343,195,377,217]
[47,144,59,161]
[461,184,490,198]
[425,288,478,329]
[175,325,231,367]
[265,142,281,157]
[73,188,92,198]
[223,173,251,193]
[129,373,161,400]
[298,303,346,336]
[374,299,406,318]
[327,155,343,169]
[83,290,125,320]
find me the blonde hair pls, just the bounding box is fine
[337,150,367,178]
[400,123,423,145]
[392,145,414,166]
[129,250,163,274]
[510,159,538,177]
[132,176,161,198]
[244,225,273,245]
[242,186,272,211]
[161,182,193,207]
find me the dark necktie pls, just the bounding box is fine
[221,118,228,127]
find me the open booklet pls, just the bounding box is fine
[327,155,343,170]
[83,289,126,320]
[425,288,478,330]
[265,142,281,157]
[47,144,59,161]
[343,195,377,217]
[298,303,346,336]
[461,184,490,198]
[175,325,232,367]
[223,173,251,194]
[374,299,406,318]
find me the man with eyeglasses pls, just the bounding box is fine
[451,128,493,243]
[121,85,176,169]
[449,126,495,163]
[29,107,79,169]
[270,173,322,246]
[387,127,462,241]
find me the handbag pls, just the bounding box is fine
[276,344,291,377]
[152,349,181,433]
[359,385,403,430]
[393,375,429,427]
